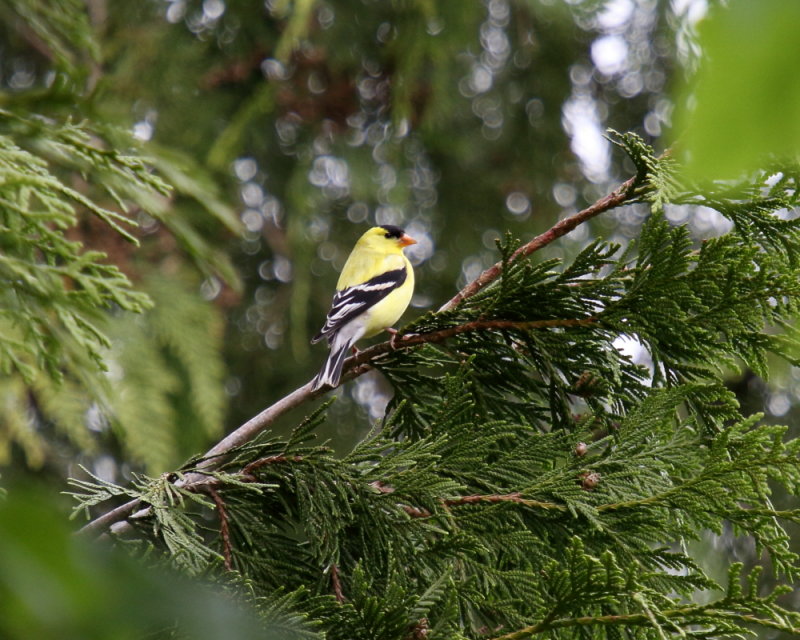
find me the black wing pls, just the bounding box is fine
[312,267,407,343]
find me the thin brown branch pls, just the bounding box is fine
[402,492,566,518]
[78,387,318,537]
[330,563,345,603]
[77,172,635,538]
[194,383,320,473]
[347,317,598,372]
[208,487,233,571]
[490,607,800,639]
[78,496,143,538]
[444,492,565,510]
[401,505,432,518]
[440,174,639,312]
[79,316,593,537]
[241,454,304,479]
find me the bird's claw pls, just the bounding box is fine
[386,327,401,350]
[387,328,417,350]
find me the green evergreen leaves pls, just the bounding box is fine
[72,382,800,637]
[106,276,228,473]
[9,0,800,637]
[0,80,236,469]
[0,121,150,379]
[0,116,156,465]
[69,134,800,638]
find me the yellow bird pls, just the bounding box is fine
[311,225,416,391]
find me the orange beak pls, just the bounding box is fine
[399,234,417,247]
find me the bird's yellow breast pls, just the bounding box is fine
[361,262,415,338]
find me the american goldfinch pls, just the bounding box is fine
[311,225,417,391]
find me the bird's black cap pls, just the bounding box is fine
[381,225,405,239]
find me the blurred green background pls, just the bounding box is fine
[1,0,799,636]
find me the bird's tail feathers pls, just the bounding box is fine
[311,327,361,391]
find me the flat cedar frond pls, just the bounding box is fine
[74,380,800,636]
[3,0,99,72]
[0,117,162,466]
[70,135,800,639]
[0,108,236,472]
[12,0,800,635]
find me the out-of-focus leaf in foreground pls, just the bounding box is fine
[673,0,800,180]
[0,486,287,640]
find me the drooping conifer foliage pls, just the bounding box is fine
[2,2,800,639]
[0,8,238,471]
[72,135,800,638]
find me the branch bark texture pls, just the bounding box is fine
[440,174,638,311]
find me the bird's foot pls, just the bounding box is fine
[387,327,401,350]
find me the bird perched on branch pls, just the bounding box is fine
[311,225,416,391]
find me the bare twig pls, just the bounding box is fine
[208,487,233,571]
[80,497,145,538]
[78,384,319,537]
[444,492,565,510]
[440,175,639,312]
[330,563,345,603]
[343,317,598,382]
[401,492,566,518]
[194,383,320,473]
[401,505,432,518]
[241,454,304,479]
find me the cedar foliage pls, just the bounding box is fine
[2,2,800,639]
[73,136,800,639]
[0,109,232,471]
[0,5,236,471]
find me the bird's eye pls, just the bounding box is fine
[380,225,404,239]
